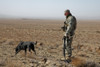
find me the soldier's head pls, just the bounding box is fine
[64,9,72,17]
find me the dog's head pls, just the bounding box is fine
[15,47,18,55]
[15,46,20,55]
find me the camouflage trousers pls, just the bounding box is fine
[63,36,73,57]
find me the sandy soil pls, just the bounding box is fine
[0,19,100,67]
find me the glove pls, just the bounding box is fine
[64,22,66,24]
[61,25,67,32]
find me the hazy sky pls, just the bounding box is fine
[0,0,100,20]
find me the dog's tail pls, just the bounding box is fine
[32,41,37,45]
[35,41,37,45]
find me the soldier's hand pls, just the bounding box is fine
[62,36,67,40]
[66,33,70,37]
[64,22,66,24]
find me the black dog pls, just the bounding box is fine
[15,41,37,56]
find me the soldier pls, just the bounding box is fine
[61,9,77,60]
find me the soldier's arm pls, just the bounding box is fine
[66,17,74,35]
[64,20,68,26]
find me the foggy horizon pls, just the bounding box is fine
[0,0,100,20]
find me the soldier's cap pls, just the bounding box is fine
[65,9,70,13]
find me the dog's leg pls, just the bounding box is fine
[15,50,21,60]
[34,50,36,55]
[29,48,32,53]
[32,48,36,55]
[25,49,27,60]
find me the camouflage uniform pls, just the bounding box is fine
[63,14,77,57]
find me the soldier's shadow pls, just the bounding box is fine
[61,59,72,63]
[64,59,71,63]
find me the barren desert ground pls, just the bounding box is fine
[0,19,100,67]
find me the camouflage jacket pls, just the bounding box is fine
[64,16,77,36]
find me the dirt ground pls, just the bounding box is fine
[0,19,100,67]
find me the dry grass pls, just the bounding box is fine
[0,59,6,66]
[71,57,85,67]
[96,47,100,55]
[71,57,99,67]
[81,61,99,67]
[0,58,20,67]
[6,59,15,67]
